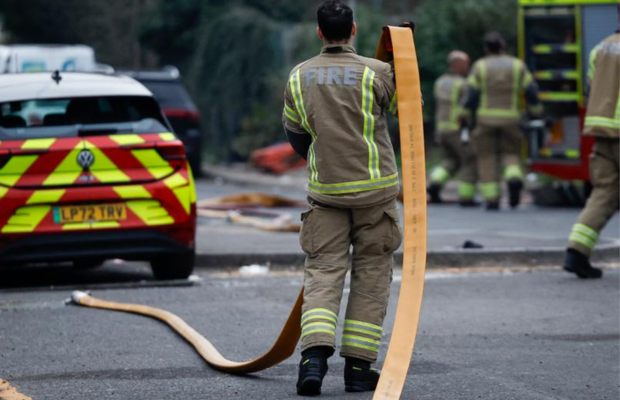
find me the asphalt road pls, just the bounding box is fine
[194,178,620,256]
[0,262,618,400]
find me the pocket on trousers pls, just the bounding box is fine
[589,145,616,188]
[383,207,403,253]
[300,209,314,255]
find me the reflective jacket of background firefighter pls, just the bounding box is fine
[434,73,467,134]
[465,54,542,127]
[584,33,620,138]
[283,44,399,208]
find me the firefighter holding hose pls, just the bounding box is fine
[282,0,401,395]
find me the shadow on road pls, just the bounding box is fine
[0,261,158,291]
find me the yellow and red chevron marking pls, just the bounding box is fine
[0,133,194,235]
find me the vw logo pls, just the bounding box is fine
[77,149,95,170]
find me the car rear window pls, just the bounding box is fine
[0,96,169,140]
[139,80,196,110]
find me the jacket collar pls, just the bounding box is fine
[321,44,357,54]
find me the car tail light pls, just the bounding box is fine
[156,142,186,168]
[162,108,201,121]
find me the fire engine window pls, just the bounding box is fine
[537,80,577,93]
[533,53,576,71]
[526,18,575,45]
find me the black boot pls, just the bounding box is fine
[485,201,500,211]
[459,199,480,207]
[344,357,380,393]
[507,178,523,209]
[427,183,443,204]
[297,346,332,396]
[563,249,603,279]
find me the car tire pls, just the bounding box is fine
[150,251,195,280]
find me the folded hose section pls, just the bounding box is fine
[71,26,426,398]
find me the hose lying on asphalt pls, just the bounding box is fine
[71,25,427,400]
[71,289,304,374]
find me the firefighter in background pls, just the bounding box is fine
[428,50,479,206]
[563,27,619,279]
[282,0,402,395]
[464,32,543,210]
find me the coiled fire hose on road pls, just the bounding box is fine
[71,25,426,400]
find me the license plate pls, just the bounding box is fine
[54,204,127,224]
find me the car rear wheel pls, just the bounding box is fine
[150,251,195,280]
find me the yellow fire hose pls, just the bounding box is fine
[71,25,426,399]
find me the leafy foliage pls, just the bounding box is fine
[0,0,153,68]
[414,0,517,120]
[0,0,519,162]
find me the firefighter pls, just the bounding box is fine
[563,28,619,279]
[464,32,543,210]
[428,50,479,206]
[282,0,401,395]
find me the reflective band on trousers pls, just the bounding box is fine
[342,334,381,352]
[301,322,336,339]
[290,69,319,182]
[569,223,599,250]
[301,308,338,325]
[308,173,399,194]
[480,182,499,200]
[437,121,459,131]
[301,308,337,339]
[458,182,475,199]
[430,166,450,184]
[344,319,383,339]
[362,66,381,180]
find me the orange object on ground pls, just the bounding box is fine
[250,142,306,174]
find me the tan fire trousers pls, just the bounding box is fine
[471,124,524,201]
[299,197,402,362]
[568,137,619,257]
[430,131,478,200]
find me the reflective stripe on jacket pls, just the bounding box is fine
[434,73,467,133]
[584,33,620,138]
[467,54,536,126]
[282,44,398,195]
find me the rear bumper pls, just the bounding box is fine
[0,230,193,266]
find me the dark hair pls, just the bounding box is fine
[484,32,505,54]
[317,0,354,42]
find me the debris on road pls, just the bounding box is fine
[462,240,484,249]
[198,209,301,232]
[239,264,270,276]
[198,193,304,232]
